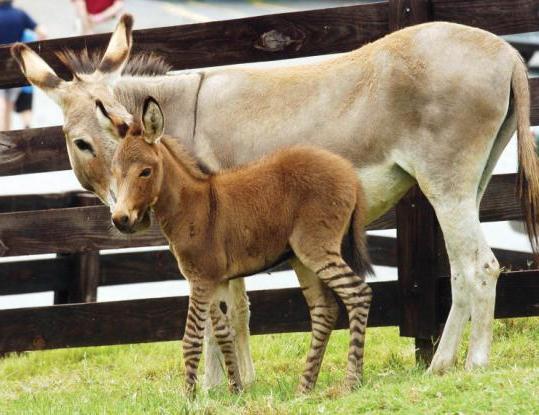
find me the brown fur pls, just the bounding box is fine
[110,98,372,393]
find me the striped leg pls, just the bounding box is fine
[183,285,213,395]
[315,257,372,390]
[291,258,339,394]
[210,302,243,392]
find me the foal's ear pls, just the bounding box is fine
[10,43,66,105]
[142,96,164,144]
[95,100,129,141]
[96,14,134,83]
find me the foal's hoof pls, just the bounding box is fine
[344,376,362,392]
[229,381,244,394]
[296,381,314,395]
[185,383,197,399]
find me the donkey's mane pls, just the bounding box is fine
[161,136,209,181]
[56,48,171,78]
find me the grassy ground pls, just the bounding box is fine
[1,319,538,414]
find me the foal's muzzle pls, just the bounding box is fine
[111,209,151,234]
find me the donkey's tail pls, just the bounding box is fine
[342,185,374,278]
[512,51,539,257]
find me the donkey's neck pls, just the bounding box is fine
[152,139,211,242]
[114,73,203,151]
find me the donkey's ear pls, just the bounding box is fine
[96,14,133,82]
[11,43,66,105]
[95,100,129,141]
[142,96,164,144]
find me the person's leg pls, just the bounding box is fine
[0,91,14,131]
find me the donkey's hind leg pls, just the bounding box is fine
[292,240,372,390]
[291,258,339,394]
[209,301,243,392]
[425,197,500,373]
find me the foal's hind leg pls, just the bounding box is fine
[291,258,339,394]
[291,240,372,390]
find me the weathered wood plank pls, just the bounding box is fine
[389,0,431,31]
[0,257,71,295]
[0,127,69,176]
[0,191,99,214]
[431,0,539,35]
[0,206,167,257]
[1,270,535,354]
[0,281,400,353]
[3,234,533,296]
[0,2,390,89]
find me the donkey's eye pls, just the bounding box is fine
[74,139,95,155]
[139,168,152,178]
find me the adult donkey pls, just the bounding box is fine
[11,15,539,385]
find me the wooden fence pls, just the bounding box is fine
[1,0,539,361]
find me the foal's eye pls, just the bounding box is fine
[74,139,95,155]
[139,168,152,178]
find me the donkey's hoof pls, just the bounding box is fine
[428,356,454,375]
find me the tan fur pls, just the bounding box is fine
[110,99,372,393]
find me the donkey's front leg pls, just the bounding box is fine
[183,284,214,395]
[229,278,255,385]
[210,301,243,392]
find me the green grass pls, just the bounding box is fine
[1,319,538,414]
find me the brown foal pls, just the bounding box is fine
[104,96,373,394]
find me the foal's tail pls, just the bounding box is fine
[512,52,539,257]
[342,185,373,278]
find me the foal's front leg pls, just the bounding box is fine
[183,283,214,394]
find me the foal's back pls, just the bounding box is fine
[211,145,362,276]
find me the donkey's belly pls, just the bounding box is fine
[358,162,416,224]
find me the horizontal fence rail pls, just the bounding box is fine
[0,235,535,297]
[2,272,537,354]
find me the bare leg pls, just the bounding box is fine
[210,302,242,392]
[0,95,13,131]
[291,258,339,394]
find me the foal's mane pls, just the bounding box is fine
[160,136,209,181]
[56,48,171,78]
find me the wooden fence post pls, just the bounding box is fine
[54,193,100,304]
[396,187,446,365]
[389,0,441,365]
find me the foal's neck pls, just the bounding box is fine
[152,139,211,239]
